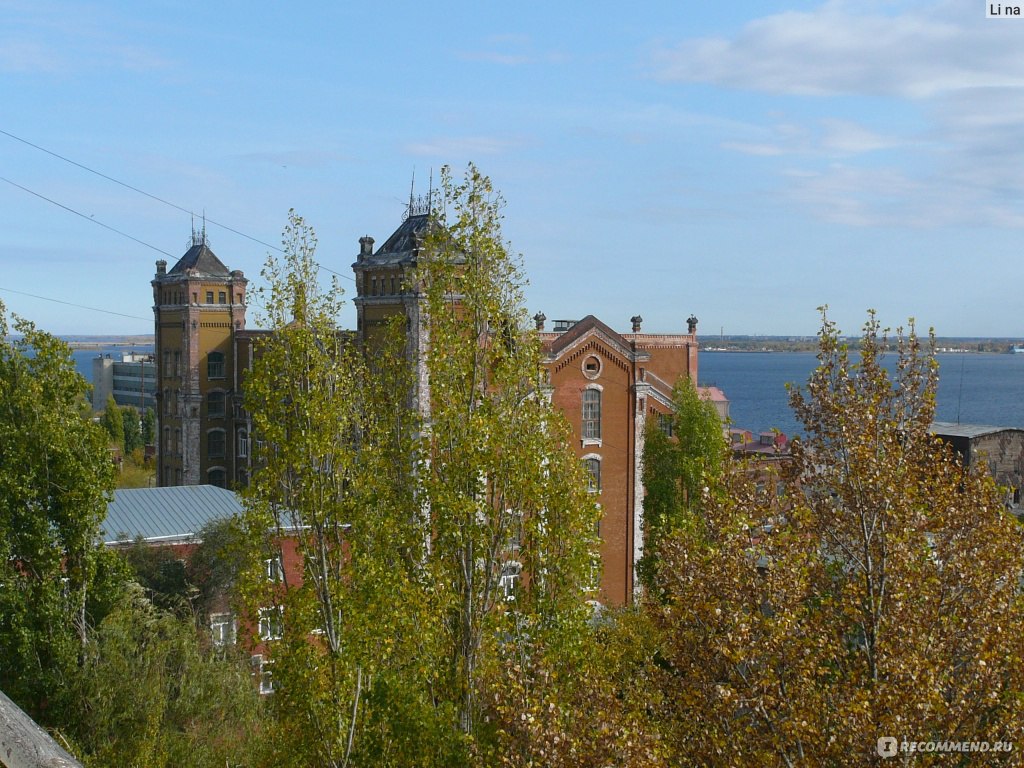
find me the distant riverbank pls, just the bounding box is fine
[65,336,154,350]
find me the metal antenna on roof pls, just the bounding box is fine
[406,169,416,220]
[201,210,207,247]
[428,168,433,215]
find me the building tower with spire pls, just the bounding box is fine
[152,229,248,487]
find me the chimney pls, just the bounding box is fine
[534,311,547,331]
[358,236,374,260]
[630,315,643,333]
[155,260,167,276]
[687,314,698,335]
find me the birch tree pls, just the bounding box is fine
[652,310,1024,766]
[416,165,600,737]
[241,213,440,767]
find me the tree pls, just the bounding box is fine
[141,406,156,446]
[638,375,726,590]
[242,211,437,767]
[651,310,1024,766]
[121,405,143,453]
[100,394,123,450]
[69,585,270,768]
[0,302,115,718]
[417,164,600,738]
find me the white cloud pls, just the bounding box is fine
[652,1,1024,227]
[0,2,172,74]
[457,35,567,67]
[404,136,524,158]
[820,119,896,154]
[721,142,787,156]
[653,2,1024,98]
[0,39,62,72]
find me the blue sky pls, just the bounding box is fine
[1,0,1022,337]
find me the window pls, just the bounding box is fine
[206,290,214,304]
[499,562,522,601]
[371,276,377,296]
[173,351,181,378]
[390,276,396,295]
[582,388,601,440]
[209,468,226,488]
[584,457,601,493]
[175,468,183,485]
[658,413,673,437]
[162,350,171,377]
[507,510,524,552]
[218,291,226,304]
[208,430,225,458]
[207,391,225,418]
[207,352,225,379]
[163,388,171,415]
[259,607,284,640]
[174,428,180,455]
[210,613,236,646]
[163,426,171,451]
[252,655,275,695]
[582,355,602,379]
[238,429,249,458]
[264,556,283,583]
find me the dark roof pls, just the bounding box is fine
[167,242,231,278]
[357,213,431,268]
[102,485,243,545]
[932,422,1024,439]
[543,315,631,357]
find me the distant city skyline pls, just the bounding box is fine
[2,1,1022,338]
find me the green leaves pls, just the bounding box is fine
[0,302,115,718]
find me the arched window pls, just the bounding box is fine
[207,391,225,418]
[582,388,601,440]
[208,468,226,488]
[584,457,601,493]
[207,352,225,379]
[208,429,226,458]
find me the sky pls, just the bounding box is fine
[1,0,1023,338]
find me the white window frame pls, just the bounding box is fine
[583,454,601,493]
[264,556,283,583]
[499,561,522,602]
[210,612,236,647]
[259,606,284,641]
[582,385,602,444]
[251,654,275,695]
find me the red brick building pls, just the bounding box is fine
[153,210,717,606]
[537,315,701,604]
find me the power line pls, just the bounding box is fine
[0,126,284,255]
[0,127,355,282]
[0,286,150,321]
[1,176,177,259]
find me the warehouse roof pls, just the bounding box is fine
[102,485,243,545]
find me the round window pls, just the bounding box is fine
[582,355,602,379]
